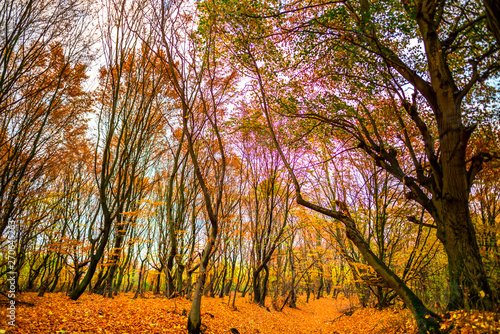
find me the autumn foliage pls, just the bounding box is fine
[1,0,500,333]
[1,292,500,333]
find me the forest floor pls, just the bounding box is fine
[1,292,499,333]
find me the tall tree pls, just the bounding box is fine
[148,1,236,331]
[0,0,92,240]
[70,0,164,300]
[218,0,499,312]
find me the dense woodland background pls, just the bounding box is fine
[0,0,499,333]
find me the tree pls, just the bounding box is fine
[0,0,92,240]
[211,3,447,330]
[219,0,499,312]
[70,0,165,300]
[239,129,292,306]
[147,1,236,331]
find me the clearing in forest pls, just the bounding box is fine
[1,293,499,333]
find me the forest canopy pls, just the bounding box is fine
[0,0,499,333]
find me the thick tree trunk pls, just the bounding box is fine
[431,102,493,310]
[413,1,495,311]
[483,0,500,45]
[176,262,185,294]
[259,264,270,307]
[253,270,262,304]
[437,198,493,310]
[187,267,207,334]
[166,249,176,297]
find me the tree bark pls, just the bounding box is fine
[70,219,111,300]
[483,0,500,45]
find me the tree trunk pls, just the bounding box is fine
[133,260,146,299]
[427,84,493,311]
[187,225,217,334]
[259,264,270,307]
[411,1,495,311]
[218,264,227,298]
[241,270,251,297]
[166,249,176,298]
[154,270,162,295]
[316,264,324,300]
[298,195,442,333]
[253,270,262,304]
[437,197,493,310]
[176,263,185,295]
[70,219,111,300]
[342,215,441,333]
[93,269,109,295]
[105,226,128,298]
[483,0,500,45]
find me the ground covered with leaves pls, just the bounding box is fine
[1,293,499,333]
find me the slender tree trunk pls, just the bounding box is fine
[70,219,111,300]
[231,262,243,308]
[218,263,227,298]
[93,269,109,295]
[105,226,128,298]
[125,271,133,293]
[241,270,251,297]
[185,270,194,300]
[115,265,127,293]
[226,255,236,296]
[49,260,64,293]
[154,269,163,295]
[134,260,146,299]
[316,264,324,300]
